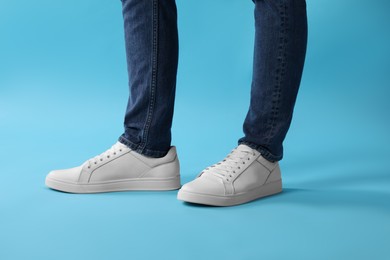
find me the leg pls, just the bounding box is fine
[177,0,308,206]
[45,0,181,193]
[118,0,179,158]
[238,0,308,162]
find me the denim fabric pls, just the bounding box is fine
[119,0,307,161]
[118,0,178,158]
[238,0,308,162]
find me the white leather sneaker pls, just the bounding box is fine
[45,142,181,193]
[177,144,282,206]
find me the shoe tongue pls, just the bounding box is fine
[236,144,253,152]
[115,141,128,149]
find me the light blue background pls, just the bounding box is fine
[1,0,389,259]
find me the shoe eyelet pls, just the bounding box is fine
[114,152,116,155]
[243,162,245,164]
[120,149,122,152]
[100,158,103,161]
[94,162,97,164]
[238,166,241,169]
[88,166,91,169]
[107,156,110,158]
[247,158,250,160]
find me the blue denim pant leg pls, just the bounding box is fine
[118,0,179,158]
[118,0,307,160]
[238,0,308,162]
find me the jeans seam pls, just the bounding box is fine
[138,0,159,155]
[265,1,289,145]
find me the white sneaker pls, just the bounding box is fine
[177,144,282,206]
[45,142,181,193]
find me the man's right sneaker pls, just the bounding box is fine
[45,141,181,193]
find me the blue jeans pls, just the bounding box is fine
[118,0,307,162]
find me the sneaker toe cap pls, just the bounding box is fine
[180,176,225,196]
[46,166,83,183]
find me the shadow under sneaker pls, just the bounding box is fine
[177,144,282,206]
[45,142,181,193]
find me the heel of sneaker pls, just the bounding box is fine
[143,153,180,175]
[263,179,282,196]
[266,163,281,183]
[141,157,181,189]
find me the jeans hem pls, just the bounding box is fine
[118,135,169,158]
[237,140,282,162]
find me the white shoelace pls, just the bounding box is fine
[86,142,126,169]
[201,146,256,181]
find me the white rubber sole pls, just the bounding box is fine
[45,176,181,193]
[177,179,282,206]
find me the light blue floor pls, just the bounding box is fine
[1,0,389,259]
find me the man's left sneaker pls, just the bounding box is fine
[177,144,282,206]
